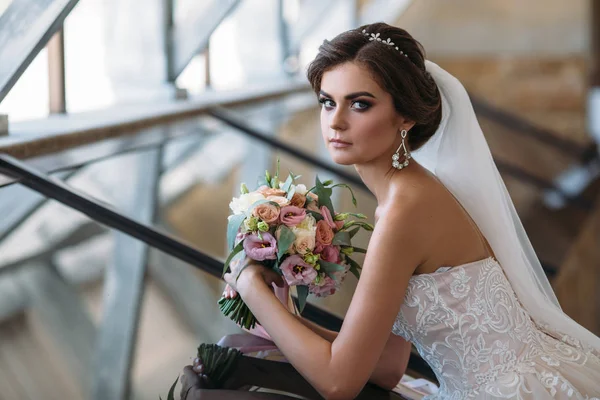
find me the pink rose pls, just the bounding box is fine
[319,245,340,264]
[280,255,318,286]
[280,206,306,226]
[320,206,344,230]
[252,202,280,224]
[309,275,338,298]
[315,220,334,246]
[243,233,277,261]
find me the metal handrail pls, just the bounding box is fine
[0,153,437,382]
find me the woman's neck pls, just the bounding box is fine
[354,158,401,205]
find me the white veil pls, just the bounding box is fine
[415,61,600,354]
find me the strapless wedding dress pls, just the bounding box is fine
[392,257,600,399]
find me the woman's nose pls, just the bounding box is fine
[329,108,348,131]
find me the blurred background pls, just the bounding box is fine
[0,0,599,399]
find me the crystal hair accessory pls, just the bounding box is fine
[362,29,409,57]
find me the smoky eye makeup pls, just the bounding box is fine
[318,96,373,111]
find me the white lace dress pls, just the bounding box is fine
[392,257,600,399]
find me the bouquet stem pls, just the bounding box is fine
[218,295,257,330]
[197,344,243,387]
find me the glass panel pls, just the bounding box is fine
[0,48,48,122]
[63,0,116,113]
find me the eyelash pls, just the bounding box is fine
[318,98,371,111]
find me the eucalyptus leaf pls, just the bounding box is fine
[257,176,269,188]
[296,285,309,313]
[347,226,360,239]
[307,210,324,221]
[286,186,296,201]
[332,231,351,246]
[227,214,246,250]
[289,171,301,183]
[277,225,296,260]
[315,175,334,215]
[282,174,294,192]
[223,241,244,276]
[319,260,347,274]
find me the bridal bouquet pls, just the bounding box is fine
[220,163,373,330]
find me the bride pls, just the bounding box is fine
[180,22,600,399]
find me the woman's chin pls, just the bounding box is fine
[330,155,356,166]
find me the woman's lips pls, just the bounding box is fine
[329,138,352,148]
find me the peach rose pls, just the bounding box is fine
[293,231,316,255]
[252,202,280,224]
[267,195,290,207]
[306,192,320,212]
[258,186,286,197]
[289,192,306,208]
[315,220,334,246]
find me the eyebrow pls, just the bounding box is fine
[319,90,377,100]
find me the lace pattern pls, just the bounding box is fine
[392,258,600,399]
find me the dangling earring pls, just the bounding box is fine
[392,129,411,170]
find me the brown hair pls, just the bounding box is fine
[306,22,442,151]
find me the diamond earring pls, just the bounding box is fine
[392,129,411,170]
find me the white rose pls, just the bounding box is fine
[296,214,316,231]
[295,184,308,195]
[291,228,316,255]
[229,192,265,215]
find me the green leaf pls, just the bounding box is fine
[330,183,358,207]
[227,214,246,250]
[346,257,362,280]
[282,174,294,192]
[319,260,347,274]
[286,186,296,201]
[257,176,269,188]
[352,247,367,254]
[332,231,351,246]
[315,175,334,215]
[223,241,244,276]
[276,225,296,260]
[296,285,309,313]
[167,375,178,400]
[306,210,324,221]
[289,171,301,184]
[347,226,360,239]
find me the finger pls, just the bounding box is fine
[180,366,200,397]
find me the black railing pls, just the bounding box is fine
[0,153,437,382]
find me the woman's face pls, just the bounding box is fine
[319,61,405,166]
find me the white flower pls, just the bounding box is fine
[229,192,265,215]
[291,227,316,255]
[295,184,308,195]
[296,214,316,231]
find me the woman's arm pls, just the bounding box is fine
[228,203,426,400]
[293,315,411,389]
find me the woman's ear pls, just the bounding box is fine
[398,116,416,132]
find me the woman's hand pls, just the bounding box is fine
[223,257,284,295]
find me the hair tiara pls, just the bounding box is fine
[361,29,409,58]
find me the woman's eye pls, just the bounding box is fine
[319,98,335,108]
[352,101,371,110]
